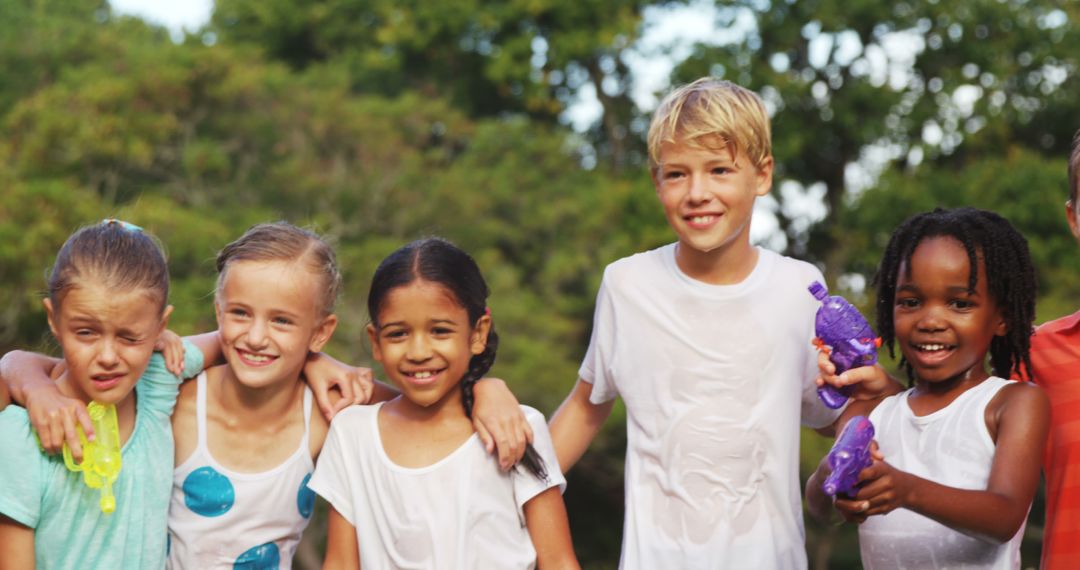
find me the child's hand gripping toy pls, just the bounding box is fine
[62,402,122,514]
[822,415,875,497]
[809,281,881,409]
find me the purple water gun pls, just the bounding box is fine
[822,415,875,497]
[809,281,881,409]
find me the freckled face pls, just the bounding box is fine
[893,236,1006,386]
[653,141,772,257]
[367,280,489,411]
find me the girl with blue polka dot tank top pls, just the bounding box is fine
[165,223,348,570]
[168,373,317,568]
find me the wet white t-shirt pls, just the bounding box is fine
[580,244,837,569]
[309,404,565,569]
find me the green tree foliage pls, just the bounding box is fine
[211,0,660,168]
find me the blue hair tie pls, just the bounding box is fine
[102,219,143,232]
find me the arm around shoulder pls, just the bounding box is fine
[0,350,92,457]
[548,378,615,473]
[0,350,62,406]
[182,331,222,371]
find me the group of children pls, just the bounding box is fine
[0,75,1076,569]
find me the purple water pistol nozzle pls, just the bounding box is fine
[809,281,881,409]
[822,415,875,497]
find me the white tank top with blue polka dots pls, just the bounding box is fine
[167,372,317,569]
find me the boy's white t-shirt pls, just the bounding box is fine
[309,403,566,569]
[580,244,838,569]
[859,377,1024,569]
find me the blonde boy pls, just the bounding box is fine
[549,78,841,568]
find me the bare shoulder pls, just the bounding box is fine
[986,380,1050,442]
[176,374,199,407]
[175,366,217,413]
[172,367,213,464]
[998,380,1049,415]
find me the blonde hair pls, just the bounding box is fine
[216,222,341,316]
[647,77,772,171]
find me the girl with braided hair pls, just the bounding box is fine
[311,237,578,569]
[807,207,1049,569]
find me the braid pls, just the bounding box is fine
[460,327,498,418]
[872,208,1036,383]
[459,324,549,482]
[369,237,550,482]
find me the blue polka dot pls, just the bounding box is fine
[183,466,235,517]
[297,473,315,518]
[234,542,280,569]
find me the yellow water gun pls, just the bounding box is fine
[62,402,122,514]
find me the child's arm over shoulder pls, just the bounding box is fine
[157,329,223,378]
[471,379,535,471]
[548,379,615,473]
[0,350,83,455]
[301,351,376,421]
[838,381,1049,542]
[0,515,34,570]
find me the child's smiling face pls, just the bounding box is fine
[652,140,772,258]
[215,259,337,390]
[367,280,490,411]
[893,236,1007,386]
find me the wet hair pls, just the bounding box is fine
[873,207,1036,382]
[47,219,169,311]
[216,221,342,316]
[1069,129,1080,206]
[647,77,772,172]
[367,237,548,481]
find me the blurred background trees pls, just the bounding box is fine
[3,0,1078,567]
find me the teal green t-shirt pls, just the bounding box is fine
[0,341,203,569]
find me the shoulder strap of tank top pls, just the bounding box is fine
[195,371,209,450]
[301,384,313,450]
